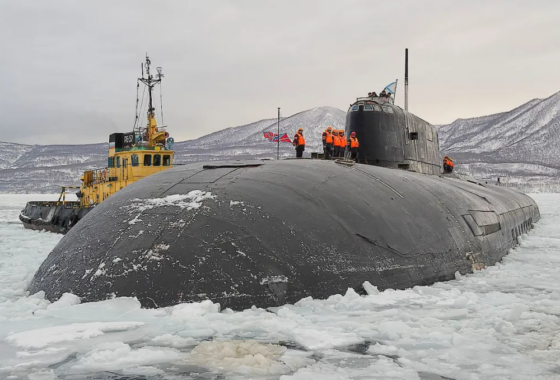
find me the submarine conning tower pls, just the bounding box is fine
[346,94,441,175]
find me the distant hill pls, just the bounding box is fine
[438,91,560,192]
[173,106,346,162]
[2,94,560,194]
[0,107,346,193]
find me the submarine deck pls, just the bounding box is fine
[28,159,540,310]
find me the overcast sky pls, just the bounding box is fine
[1,0,559,145]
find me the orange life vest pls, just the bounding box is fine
[294,132,305,146]
[350,137,359,148]
[333,134,341,147]
[444,157,454,167]
[340,136,347,147]
[324,130,333,144]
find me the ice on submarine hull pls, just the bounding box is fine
[28,96,540,310]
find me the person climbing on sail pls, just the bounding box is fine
[293,128,306,158]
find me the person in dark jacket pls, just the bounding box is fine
[293,128,306,158]
[322,126,334,159]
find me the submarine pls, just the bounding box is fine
[28,51,540,311]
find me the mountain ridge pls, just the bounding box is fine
[2,93,560,193]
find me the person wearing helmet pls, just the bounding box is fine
[322,126,334,159]
[293,128,306,158]
[338,130,346,158]
[333,129,341,158]
[348,131,359,161]
[443,155,454,173]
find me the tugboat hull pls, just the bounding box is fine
[28,160,540,310]
[19,202,90,234]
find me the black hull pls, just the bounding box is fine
[28,160,540,310]
[19,202,90,234]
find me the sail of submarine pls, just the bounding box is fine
[347,48,439,174]
[28,50,540,311]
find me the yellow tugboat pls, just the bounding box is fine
[20,55,175,233]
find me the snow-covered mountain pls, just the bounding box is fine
[173,106,345,162]
[438,91,560,191]
[2,94,560,194]
[0,107,346,193]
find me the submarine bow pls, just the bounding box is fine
[28,160,539,310]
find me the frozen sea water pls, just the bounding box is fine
[1,194,560,380]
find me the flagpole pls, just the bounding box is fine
[393,78,398,103]
[277,107,280,160]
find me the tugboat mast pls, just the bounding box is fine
[138,54,164,147]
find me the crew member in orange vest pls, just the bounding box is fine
[348,131,359,161]
[333,129,341,158]
[322,126,334,159]
[443,156,454,173]
[292,128,306,158]
[338,130,346,158]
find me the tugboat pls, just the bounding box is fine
[19,55,175,234]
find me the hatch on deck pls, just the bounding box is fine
[203,162,263,169]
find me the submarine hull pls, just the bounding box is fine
[19,202,90,234]
[28,160,539,310]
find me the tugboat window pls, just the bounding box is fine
[163,155,171,166]
[108,158,114,168]
[153,154,161,167]
[144,154,152,166]
[131,154,139,167]
[410,132,419,140]
[351,105,359,112]
[364,105,374,111]
[116,157,121,168]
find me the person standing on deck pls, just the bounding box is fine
[322,126,334,159]
[292,128,306,158]
[338,130,346,158]
[348,132,359,161]
[333,129,341,158]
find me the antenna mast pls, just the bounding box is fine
[405,48,409,111]
[138,54,164,147]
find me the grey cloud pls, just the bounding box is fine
[0,0,559,145]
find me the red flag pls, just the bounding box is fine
[264,132,291,143]
[279,133,291,143]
